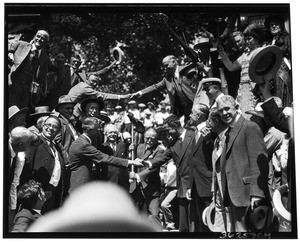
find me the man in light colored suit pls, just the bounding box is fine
[8,30,50,109]
[216,95,270,232]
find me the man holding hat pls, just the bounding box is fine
[8,30,50,109]
[215,95,270,232]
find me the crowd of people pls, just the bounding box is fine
[7,13,294,234]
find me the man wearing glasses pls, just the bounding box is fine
[29,115,67,215]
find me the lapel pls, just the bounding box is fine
[193,134,204,155]
[178,130,193,165]
[39,135,54,158]
[164,77,175,95]
[225,116,245,154]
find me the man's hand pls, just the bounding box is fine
[250,196,263,210]
[128,158,144,167]
[217,45,227,58]
[186,189,192,200]
[129,171,137,180]
[142,160,152,169]
[130,91,141,99]
[200,126,211,137]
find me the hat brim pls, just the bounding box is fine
[80,98,105,113]
[272,184,291,221]
[9,107,29,120]
[55,102,76,112]
[245,110,264,118]
[179,63,197,77]
[206,202,224,232]
[113,47,124,64]
[249,45,283,84]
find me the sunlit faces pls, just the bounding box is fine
[217,100,239,126]
[162,56,177,76]
[86,102,100,117]
[144,129,158,149]
[42,117,61,140]
[59,104,75,120]
[34,30,49,49]
[106,129,118,143]
[269,21,282,35]
[233,34,245,52]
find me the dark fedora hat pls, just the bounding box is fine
[55,95,76,112]
[249,45,283,84]
[99,111,111,124]
[244,199,273,232]
[81,97,105,113]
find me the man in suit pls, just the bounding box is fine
[185,103,214,232]
[131,55,208,124]
[29,115,66,214]
[11,180,47,232]
[68,117,143,194]
[216,95,270,232]
[201,77,224,109]
[100,124,130,191]
[8,30,50,109]
[129,128,165,231]
[144,115,194,232]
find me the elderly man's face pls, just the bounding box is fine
[34,30,49,49]
[42,117,60,140]
[144,130,158,149]
[86,102,100,117]
[106,129,118,143]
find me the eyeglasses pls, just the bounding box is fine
[44,123,59,130]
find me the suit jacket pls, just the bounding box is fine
[188,133,213,198]
[100,141,129,190]
[11,208,41,232]
[149,129,194,198]
[134,143,165,197]
[68,134,129,193]
[8,40,49,85]
[220,116,270,207]
[138,66,198,117]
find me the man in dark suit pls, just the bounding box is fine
[216,95,270,232]
[68,117,143,194]
[144,115,194,232]
[29,115,66,214]
[11,180,46,232]
[131,55,208,123]
[129,128,165,231]
[185,103,214,232]
[8,30,50,109]
[100,124,130,191]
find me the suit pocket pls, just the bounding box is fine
[242,176,251,185]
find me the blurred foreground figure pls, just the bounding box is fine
[27,182,157,232]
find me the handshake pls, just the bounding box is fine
[127,158,152,168]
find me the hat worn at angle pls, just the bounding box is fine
[249,45,283,84]
[55,95,76,112]
[9,105,29,120]
[201,77,221,90]
[30,106,53,118]
[81,97,105,113]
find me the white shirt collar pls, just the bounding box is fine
[180,129,186,140]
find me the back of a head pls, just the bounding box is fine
[17,180,42,209]
[82,117,99,132]
[10,126,37,149]
[163,114,181,129]
[28,182,157,232]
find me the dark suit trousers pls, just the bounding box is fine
[190,183,211,232]
[178,197,191,232]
